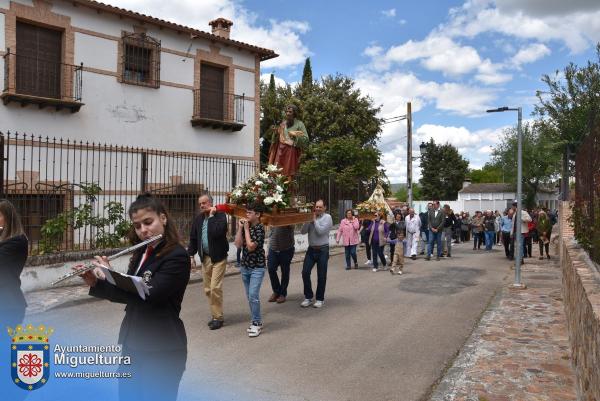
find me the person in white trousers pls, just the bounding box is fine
[405,208,421,260]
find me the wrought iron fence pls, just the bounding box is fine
[3,51,83,102]
[0,132,257,254]
[574,123,600,265]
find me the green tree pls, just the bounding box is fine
[301,57,313,90]
[259,71,385,189]
[490,122,560,208]
[419,139,469,200]
[534,44,600,196]
[468,163,504,183]
[394,183,422,202]
[298,74,383,186]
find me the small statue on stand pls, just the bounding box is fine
[266,105,309,206]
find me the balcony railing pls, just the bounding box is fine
[191,88,245,131]
[2,50,83,112]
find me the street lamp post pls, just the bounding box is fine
[486,106,526,290]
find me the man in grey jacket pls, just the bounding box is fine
[426,200,444,261]
[300,199,333,308]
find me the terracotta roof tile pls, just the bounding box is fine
[73,0,278,61]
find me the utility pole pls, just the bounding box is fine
[406,102,413,206]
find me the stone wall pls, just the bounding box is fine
[560,201,600,401]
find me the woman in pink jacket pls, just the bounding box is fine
[336,209,360,270]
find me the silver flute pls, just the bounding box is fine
[51,234,163,285]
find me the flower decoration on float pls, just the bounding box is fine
[229,164,291,211]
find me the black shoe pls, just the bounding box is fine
[447,254,451,257]
[411,255,416,260]
[209,319,224,330]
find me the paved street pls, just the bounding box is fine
[29,242,510,401]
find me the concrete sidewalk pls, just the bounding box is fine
[430,244,577,401]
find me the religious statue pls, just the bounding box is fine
[266,104,309,180]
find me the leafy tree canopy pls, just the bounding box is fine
[490,122,560,208]
[419,139,469,200]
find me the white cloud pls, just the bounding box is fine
[260,73,287,88]
[102,0,310,69]
[362,35,509,84]
[381,8,397,18]
[510,43,551,67]
[355,70,497,117]
[441,1,600,53]
[416,124,482,148]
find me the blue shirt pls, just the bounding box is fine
[201,218,210,253]
[500,216,512,232]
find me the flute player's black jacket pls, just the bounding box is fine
[89,241,190,352]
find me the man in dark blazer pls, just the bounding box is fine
[426,200,444,261]
[188,194,229,330]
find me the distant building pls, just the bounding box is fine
[457,181,559,214]
[413,180,559,214]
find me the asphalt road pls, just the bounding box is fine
[33,242,510,401]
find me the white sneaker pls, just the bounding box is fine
[365,259,372,266]
[300,299,313,308]
[372,268,378,272]
[313,300,324,308]
[397,271,403,275]
[247,324,262,337]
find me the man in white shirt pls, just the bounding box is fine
[405,208,421,260]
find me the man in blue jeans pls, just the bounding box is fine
[426,201,444,261]
[300,199,333,308]
[267,225,295,304]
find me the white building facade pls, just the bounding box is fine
[0,0,276,251]
[0,0,275,157]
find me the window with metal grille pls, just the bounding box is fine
[120,33,160,88]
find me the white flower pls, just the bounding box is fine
[264,196,275,205]
[275,185,283,193]
[255,180,263,186]
[266,164,279,172]
[259,172,269,180]
[232,189,243,197]
[272,193,283,203]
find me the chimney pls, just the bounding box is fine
[462,179,472,189]
[209,18,233,39]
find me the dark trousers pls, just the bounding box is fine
[364,241,372,260]
[302,246,329,301]
[119,348,186,401]
[538,232,551,256]
[524,235,533,257]
[268,247,295,297]
[473,231,483,249]
[371,241,386,268]
[344,245,358,268]
[502,232,512,258]
[461,229,469,242]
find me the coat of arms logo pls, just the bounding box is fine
[7,324,54,391]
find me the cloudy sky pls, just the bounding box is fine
[108,0,600,183]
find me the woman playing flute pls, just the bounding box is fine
[78,193,190,401]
